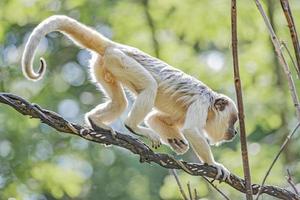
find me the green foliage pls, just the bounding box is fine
[0,0,300,199]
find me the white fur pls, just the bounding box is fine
[22,15,238,181]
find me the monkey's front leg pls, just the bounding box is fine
[146,111,189,152]
[182,100,231,182]
[184,129,231,182]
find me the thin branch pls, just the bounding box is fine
[141,0,160,58]
[170,169,189,200]
[266,0,285,88]
[255,123,300,200]
[0,68,6,92]
[253,1,300,198]
[286,169,299,195]
[187,182,193,200]
[231,1,253,199]
[202,177,231,200]
[281,41,298,76]
[0,93,299,200]
[280,0,300,78]
[253,0,300,122]
[194,189,198,200]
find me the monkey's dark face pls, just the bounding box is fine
[205,95,238,145]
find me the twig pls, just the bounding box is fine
[253,0,300,122]
[286,169,299,195]
[231,1,253,199]
[255,123,300,200]
[281,41,298,76]
[194,189,198,200]
[202,177,231,200]
[170,169,189,200]
[280,0,300,78]
[141,0,160,58]
[0,93,299,200]
[253,0,300,198]
[187,182,193,200]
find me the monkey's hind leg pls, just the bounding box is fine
[147,111,189,153]
[106,51,161,148]
[85,55,127,136]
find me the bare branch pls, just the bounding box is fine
[141,0,160,58]
[281,41,298,76]
[0,93,299,200]
[253,1,300,198]
[202,177,231,200]
[194,189,198,200]
[280,0,300,78]
[231,1,253,199]
[286,169,300,195]
[187,182,193,200]
[255,123,300,200]
[170,169,189,200]
[253,0,300,121]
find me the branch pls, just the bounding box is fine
[170,169,189,200]
[141,0,160,58]
[253,1,300,198]
[194,189,198,200]
[255,123,300,199]
[281,41,298,75]
[253,0,300,121]
[187,182,193,200]
[231,1,253,199]
[286,169,300,195]
[280,0,300,78]
[202,177,230,200]
[0,93,299,200]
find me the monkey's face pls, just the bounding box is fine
[223,113,238,141]
[205,95,238,145]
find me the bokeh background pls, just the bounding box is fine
[0,0,300,199]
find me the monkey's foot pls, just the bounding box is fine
[148,133,162,149]
[167,138,189,155]
[125,124,162,149]
[87,117,117,139]
[211,162,231,183]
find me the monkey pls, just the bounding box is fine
[22,15,238,181]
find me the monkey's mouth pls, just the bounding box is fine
[225,135,234,141]
[224,133,236,142]
[224,132,236,141]
[224,128,237,141]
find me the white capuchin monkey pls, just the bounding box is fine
[22,15,238,181]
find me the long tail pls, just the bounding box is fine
[22,15,115,80]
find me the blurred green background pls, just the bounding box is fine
[0,0,300,199]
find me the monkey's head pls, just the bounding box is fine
[205,94,238,145]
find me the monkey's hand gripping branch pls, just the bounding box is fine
[0,93,299,200]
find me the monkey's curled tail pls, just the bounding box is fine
[22,15,114,80]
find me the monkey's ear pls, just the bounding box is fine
[214,97,229,111]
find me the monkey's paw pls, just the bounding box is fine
[167,138,189,155]
[124,124,161,149]
[148,133,162,149]
[211,162,231,183]
[86,117,117,139]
